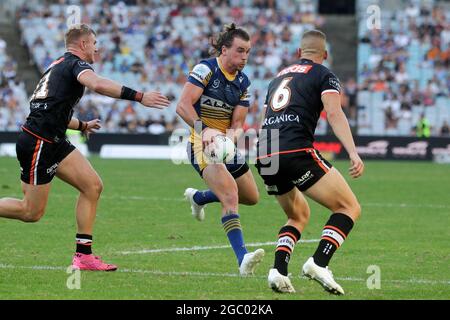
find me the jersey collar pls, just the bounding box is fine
[216,57,237,81]
[299,58,314,64]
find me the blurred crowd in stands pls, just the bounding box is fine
[357,0,450,137]
[0,38,28,131]
[8,0,329,135]
[0,0,449,137]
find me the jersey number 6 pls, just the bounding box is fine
[270,77,293,111]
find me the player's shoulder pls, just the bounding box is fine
[310,62,334,76]
[237,69,251,88]
[65,52,94,70]
[195,57,215,72]
[190,58,214,82]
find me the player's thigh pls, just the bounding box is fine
[276,188,310,227]
[56,149,103,194]
[235,169,259,205]
[203,164,238,198]
[21,181,51,215]
[303,167,360,217]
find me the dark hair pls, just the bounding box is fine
[65,24,96,47]
[210,23,250,56]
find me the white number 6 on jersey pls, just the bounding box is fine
[270,77,293,111]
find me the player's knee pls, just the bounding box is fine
[351,201,362,221]
[85,178,103,199]
[21,203,45,223]
[93,179,104,196]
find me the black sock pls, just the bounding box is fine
[274,225,301,276]
[76,234,92,255]
[312,213,354,267]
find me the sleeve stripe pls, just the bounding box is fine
[321,89,340,96]
[77,69,92,81]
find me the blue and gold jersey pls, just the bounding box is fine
[188,57,251,141]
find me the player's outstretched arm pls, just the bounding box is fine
[68,118,102,138]
[78,70,170,109]
[322,93,364,178]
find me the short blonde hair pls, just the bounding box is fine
[65,24,96,47]
[301,30,327,56]
[302,30,326,41]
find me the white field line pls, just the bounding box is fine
[119,240,320,255]
[0,263,448,285]
[1,193,449,209]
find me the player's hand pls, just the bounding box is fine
[202,127,222,149]
[140,91,170,109]
[349,152,364,178]
[83,119,102,139]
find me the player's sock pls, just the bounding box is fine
[76,234,92,255]
[312,213,354,267]
[222,213,248,265]
[193,190,220,205]
[274,225,301,276]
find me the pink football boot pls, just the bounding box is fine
[72,253,117,271]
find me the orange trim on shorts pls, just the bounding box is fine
[275,246,292,254]
[324,225,347,239]
[309,149,329,173]
[321,236,340,248]
[256,148,313,160]
[29,139,41,185]
[278,232,298,243]
[22,126,53,144]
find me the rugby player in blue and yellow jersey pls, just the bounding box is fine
[176,23,264,275]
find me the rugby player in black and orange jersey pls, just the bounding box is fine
[256,30,364,294]
[0,24,169,271]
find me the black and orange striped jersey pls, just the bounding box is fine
[258,58,341,156]
[188,57,251,142]
[23,52,94,143]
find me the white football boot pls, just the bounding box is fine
[268,268,296,293]
[239,249,265,276]
[184,188,205,221]
[302,257,345,295]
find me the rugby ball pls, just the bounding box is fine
[204,135,236,163]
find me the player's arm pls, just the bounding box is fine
[78,70,169,109]
[176,82,220,146]
[230,105,248,143]
[258,105,267,131]
[322,93,364,178]
[176,82,205,128]
[67,118,101,137]
[258,90,269,131]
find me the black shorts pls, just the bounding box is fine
[16,130,75,185]
[256,148,332,195]
[187,142,249,179]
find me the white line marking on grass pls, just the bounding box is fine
[119,240,320,255]
[362,202,450,209]
[0,264,448,285]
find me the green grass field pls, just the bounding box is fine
[0,156,449,300]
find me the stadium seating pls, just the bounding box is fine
[0,37,28,131]
[357,0,450,136]
[14,0,325,134]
